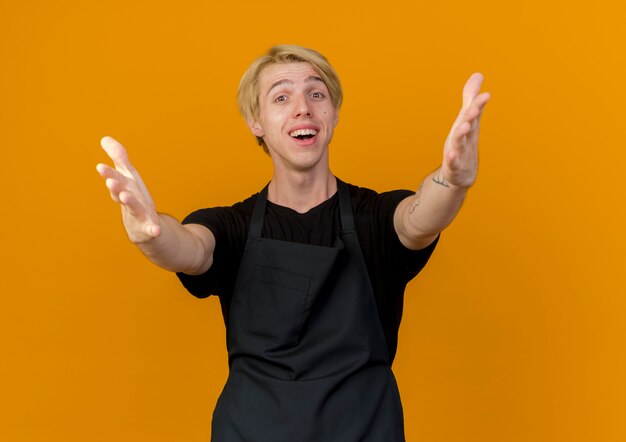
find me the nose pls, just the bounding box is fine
[294,93,312,118]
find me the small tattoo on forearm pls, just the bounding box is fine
[432,169,450,188]
[409,182,424,214]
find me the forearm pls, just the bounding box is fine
[393,74,489,250]
[134,213,212,274]
[395,167,469,248]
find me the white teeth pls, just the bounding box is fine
[289,128,318,137]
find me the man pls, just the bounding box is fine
[97,45,490,441]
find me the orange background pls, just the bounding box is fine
[1,1,624,441]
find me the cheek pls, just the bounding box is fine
[259,115,279,135]
[266,108,288,126]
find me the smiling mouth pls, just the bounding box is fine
[289,128,318,140]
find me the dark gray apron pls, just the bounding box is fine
[212,179,405,441]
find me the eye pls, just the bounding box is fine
[310,91,325,99]
[274,95,288,102]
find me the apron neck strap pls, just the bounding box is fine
[249,184,269,239]
[336,178,355,233]
[248,178,355,239]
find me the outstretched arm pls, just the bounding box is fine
[394,73,490,250]
[96,136,215,274]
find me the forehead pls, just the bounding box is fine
[258,62,324,92]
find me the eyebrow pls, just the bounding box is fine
[266,76,325,97]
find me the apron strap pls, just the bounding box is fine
[249,184,269,239]
[336,178,355,234]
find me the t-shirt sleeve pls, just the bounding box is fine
[175,206,247,299]
[364,188,439,284]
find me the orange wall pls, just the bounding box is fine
[1,1,624,441]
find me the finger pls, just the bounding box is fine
[111,175,155,221]
[462,73,484,110]
[106,176,133,196]
[459,92,490,128]
[97,163,127,181]
[96,163,109,176]
[470,92,491,116]
[475,91,491,109]
[467,92,490,132]
[98,162,126,204]
[119,192,160,238]
[103,177,121,203]
[100,136,134,177]
[446,149,461,171]
[146,224,161,238]
[119,190,148,220]
[454,121,471,144]
[462,106,480,124]
[465,120,481,144]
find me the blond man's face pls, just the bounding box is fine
[249,62,339,173]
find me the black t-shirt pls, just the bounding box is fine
[177,182,438,363]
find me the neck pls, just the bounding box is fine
[268,168,337,213]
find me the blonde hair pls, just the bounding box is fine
[237,45,343,154]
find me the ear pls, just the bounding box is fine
[333,111,339,128]
[248,119,264,137]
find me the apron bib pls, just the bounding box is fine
[212,179,405,441]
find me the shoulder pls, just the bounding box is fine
[182,193,259,229]
[343,181,414,217]
[342,180,415,253]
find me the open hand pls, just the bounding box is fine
[96,136,161,243]
[441,73,490,188]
